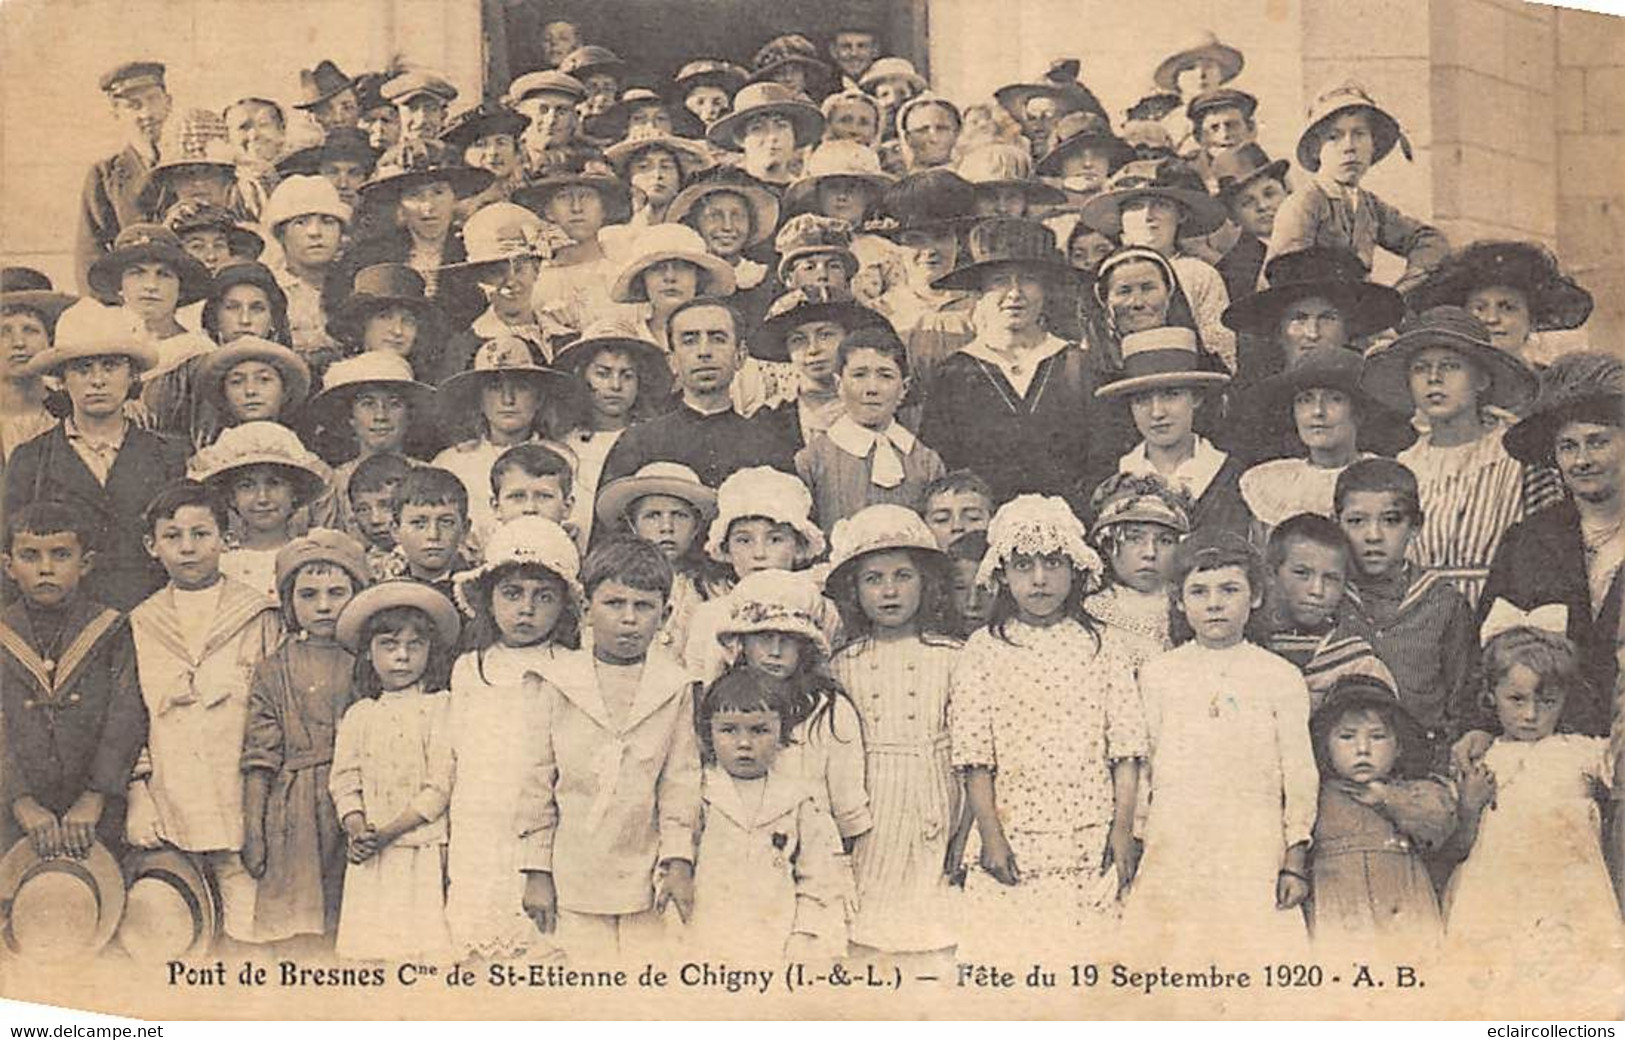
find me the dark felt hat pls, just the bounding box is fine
[1310,673,1432,780]
[1034,111,1134,178]
[294,60,356,110]
[200,261,287,340]
[1222,246,1405,339]
[752,285,889,362]
[1504,351,1625,465]
[1210,143,1290,200]
[360,153,494,203]
[1245,346,1392,429]
[513,162,633,225]
[558,45,630,84]
[0,267,77,327]
[1080,158,1227,237]
[163,200,265,261]
[86,223,212,307]
[1405,240,1594,333]
[930,217,1080,291]
[327,263,446,348]
[865,168,977,239]
[587,87,705,142]
[439,103,530,152]
[1360,305,1538,414]
[277,127,380,178]
[747,34,832,93]
[1186,87,1258,124]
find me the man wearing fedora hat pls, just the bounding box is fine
[1209,144,1292,305]
[76,61,174,296]
[558,45,631,124]
[294,60,361,135]
[4,304,187,611]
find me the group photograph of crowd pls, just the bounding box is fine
[0,0,1620,1020]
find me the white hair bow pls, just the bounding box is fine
[1479,598,1569,646]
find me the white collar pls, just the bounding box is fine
[1121,435,1228,501]
[960,333,1068,372]
[826,414,916,459]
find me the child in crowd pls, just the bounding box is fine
[486,442,578,551]
[595,461,721,666]
[345,452,413,579]
[519,537,700,963]
[240,529,370,949]
[1264,512,1394,705]
[126,481,282,947]
[945,530,994,636]
[1307,675,1455,958]
[1443,623,1622,992]
[1,502,147,859]
[684,466,827,683]
[717,570,868,851]
[824,505,965,962]
[1209,143,1290,304]
[446,516,581,959]
[1083,472,1189,661]
[1334,460,1477,766]
[688,669,849,961]
[189,421,331,599]
[1361,307,1537,609]
[919,470,994,551]
[950,495,1144,958]
[795,326,946,533]
[1267,82,1448,296]
[329,580,460,962]
[389,467,472,601]
[1125,531,1316,959]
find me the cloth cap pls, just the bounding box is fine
[100,61,166,95]
[381,70,458,105]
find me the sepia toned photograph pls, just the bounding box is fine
[0,0,1621,1022]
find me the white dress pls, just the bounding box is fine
[329,687,454,962]
[1124,641,1318,959]
[1239,456,1369,531]
[1444,736,1622,991]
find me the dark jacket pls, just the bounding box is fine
[75,146,154,295]
[3,424,189,611]
[599,403,799,491]
[1479,499,1621,737]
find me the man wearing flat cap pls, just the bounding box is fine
[377,71,458,169]
[506,70,602,180]
[76,61,173,296]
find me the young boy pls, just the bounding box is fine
[1210,143,1290,304]
[388,467,472,598]
[125,480,281,946]
[946,528,993,636]
[486,442,578,551]
[1,502,147,859]
[346,451,413,578]
[519,536,700,962]
[1263,512,1394,706]
[1267,82,1448,295]
[1333,459,1477,767]
[919,470,995,550]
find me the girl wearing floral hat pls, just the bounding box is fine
[948,494,1145,958]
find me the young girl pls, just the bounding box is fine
[1443,623,1622,993]
[1124,531,1317,960]
[683,466,827,683]
[240,529,371,949]
[445,516,581,959]
[1083,472,1190,663]
[688,668,849,962]
[188,421,331,599]
[824,504,964,961]
[715,569,869,850]
[328,580,460,962]
[1307,675,1455,959]
[949,495,1145,959]
[1361,306,1538,608]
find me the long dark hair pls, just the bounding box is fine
[349,604,451,699]
[985,552,1104,652]
[733,636,856,747]
[826,547,960,646]
[461,561,582,681]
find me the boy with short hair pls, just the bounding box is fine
[389,467,472,598]
[346,451,414,577]
[1333,459,1477,766]
[487,442,578,548]
[0,502,148,859]
[919,470,994,550]
[1210,144,1290,303]
[519,536,700,962]
[125,480,282,945]
[1263,512,1393,706]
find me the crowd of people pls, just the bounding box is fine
[0,17,1620,992]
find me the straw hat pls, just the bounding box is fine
[1094,326,1231,399]
[197,335,312,412]
[603,123,713,178]
[0,267,77,328]
[187,421,331,506]
[294,60,356,110]
[1153,30,1244,92]
[25,300,158,378]
[451,515,582,615]
[115,848,216,961]
[1080,158,1227,237]
[1405,240,1594,333]
[0,839,125,960]
[335,579,461,652]
[753,285,888,362]
[782,140,893,217]
[1087,472,1192,540]
[704,466,825,562]
[707,82,824,151]
[303,350,436,423]
[440,202,560,274]
[1296,81,1409,172]
[436,334,572,418]
[667,172,781,249]
[929,217,1078,292]
[824,503,946,590]
[86,223,212,307]
[551,317,674,404]
[975,493,1106,592]
[1503,351,1625,465]
[596,461,718,530]
[715,569,836,658]
[858,57,927,94]
[1359,306,1538,415]
[275,527,371,592]
[609,223,738,304]
[263,174,353,233]
[1221,246,1404,339]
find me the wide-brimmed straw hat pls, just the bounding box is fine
[0,839,125,960]
[552,317,674,403]
[1221,246,1404,339]
[1359,306,1538,414]
[1504,351,1625,465]
[707,82,824,151]
[328,264,446,349]
[452,515,582,615]
[667,171,781,248]
[823,504,946,590]
[1094,326,1231,399]
[0,267,77,328]
[116,848,216,961]
[513,162,632,224]
[929,217,1079,292]
[1080,158,1227,237]
[858,57,927,94]
[603,123,714,178]
[335,578,461,652]
[440,202,561,274]
[1153,30,1244,92]
[610,223,737,303]
[753,285,888,362]
[957,143,1066,208]
[187,421,331,506]
[198,335,312,411]
[715,569,836,657]
[275,527,371,592]
[1405,240,1594,333]
[1296,81,1409,172]
[782,140,893,217]
[588,87,705,142]
[1034,111,1134,178]
[294,60,357,110]
[597,461,718,530]
[26,300,158,378]
[86,223,211,307]
[704,466,825,563]
[304,350,436,423]
[436,335,573,418]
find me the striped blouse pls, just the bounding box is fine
[1397,419,1525,609]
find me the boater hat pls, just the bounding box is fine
[198,335,312,412]
[1359,306,1538,414]
[335,578,461,652]
[0,839,125,960]
[929,217,1079,292]
[1405,240,1594,333]
[1080,158,1227,237]
[1094,326,1231,399]
[116,848,216,961]
[86,223,212,307]
[1504,351,1625,465]
[707,82,825,151]
[1221,246,1405,339]
[597,461,718,531]
[1297,81,1409,172]
[1153,30,1244,92]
